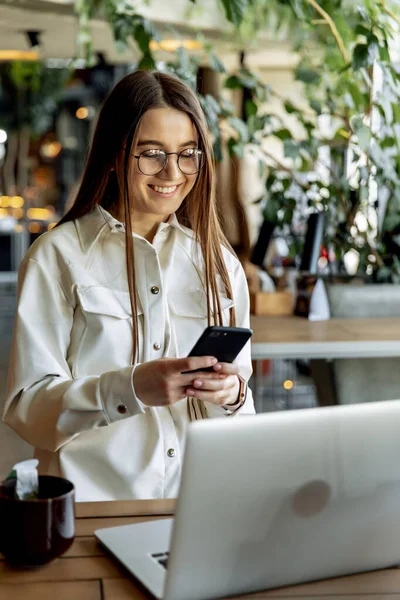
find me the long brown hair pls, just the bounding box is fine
[58,70,236,360]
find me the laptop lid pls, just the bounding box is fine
[163,400,400,600]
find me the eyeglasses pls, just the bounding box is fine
[132,148,204,176]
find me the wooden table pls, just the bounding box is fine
[250,316,400,360]
[2,500,400,600]
[249,316,400,409]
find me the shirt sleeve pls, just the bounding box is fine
[204,260,256,418]
[2,257,145,453]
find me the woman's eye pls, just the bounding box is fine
[181,149,197,158]
[142,150,163,158]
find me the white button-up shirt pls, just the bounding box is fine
[3,206,255,501]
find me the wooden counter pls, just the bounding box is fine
[2,499,400,599]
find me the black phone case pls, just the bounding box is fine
[183,326,252,373]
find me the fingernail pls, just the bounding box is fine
[214,363,222,370]
[194,380,202,387]
[211,358,218,364]
[187,389,195,395]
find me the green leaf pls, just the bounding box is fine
[132,15,156,54]
[284,102,297,114]
[137,52,156,70]
[380,136,396,149]
[286,0,306,19]
[227,137,237,157]
[219,97,235,116]
[209,52,226,73]
[229,117,249,143]
[356,124,372,151]
[379,42,390,63]
[352,40,379,71]
[177,45,191,71]
[383,213,400,231]
[227,137,244,157]
[347,81,367,109]
[284,139,299,159]
[245,99,257,118]
[355,24,371,37]
[310,100,322,114]
[247,114,264,136]
[205,93,221,114]
[220,0,249,27]
[274,128,292,141]
[393,103,400,123]
[263,197,280,224]
[352,44,369,70]
[225,75,242,89]
[295,67,321,85]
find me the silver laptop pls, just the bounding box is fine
[95,400,400,600]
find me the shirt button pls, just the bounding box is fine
[153,342,161,350]
[151,286,160,295]
[117,404,128,415]
[167,448,176,458]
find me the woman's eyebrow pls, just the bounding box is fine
[136,139,198,147]
[137,139,163,147]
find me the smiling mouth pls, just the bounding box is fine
[148,183,182,196]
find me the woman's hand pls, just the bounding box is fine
[133,356,222,407]
[185,362,240,407]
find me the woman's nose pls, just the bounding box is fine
[161,154,181,180]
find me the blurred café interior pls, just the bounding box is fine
[2,0,400,478]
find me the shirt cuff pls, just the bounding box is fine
[131,363,148,412]
[101,365,146,423]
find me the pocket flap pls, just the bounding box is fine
[77,287,142,319]
[169,291,234,319]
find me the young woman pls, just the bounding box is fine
[3,70,255,501]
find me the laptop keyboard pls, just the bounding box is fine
[151,551,169,569]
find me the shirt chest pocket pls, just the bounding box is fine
[168,291,234,357]
[73,287,143,376]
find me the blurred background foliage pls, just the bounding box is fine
[3,0,400,280]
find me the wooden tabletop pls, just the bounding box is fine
[250,316,400,359]
[2,499,400,600]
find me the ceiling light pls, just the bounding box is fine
[0,130,7,144]
[9,196,24,208]
[28,222,42,234]
[40,141,62,159]
[76,107,89,120]
[0,50,40,61]
[149,39,203,52]
[27,208,54,221]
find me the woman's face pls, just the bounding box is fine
[119,107,200,219]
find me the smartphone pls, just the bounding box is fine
[182,326,253,374]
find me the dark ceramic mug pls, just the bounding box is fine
[0,475,75,565]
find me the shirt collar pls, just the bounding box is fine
[75,205,194,253]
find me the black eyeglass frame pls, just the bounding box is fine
[132,148,205,176]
